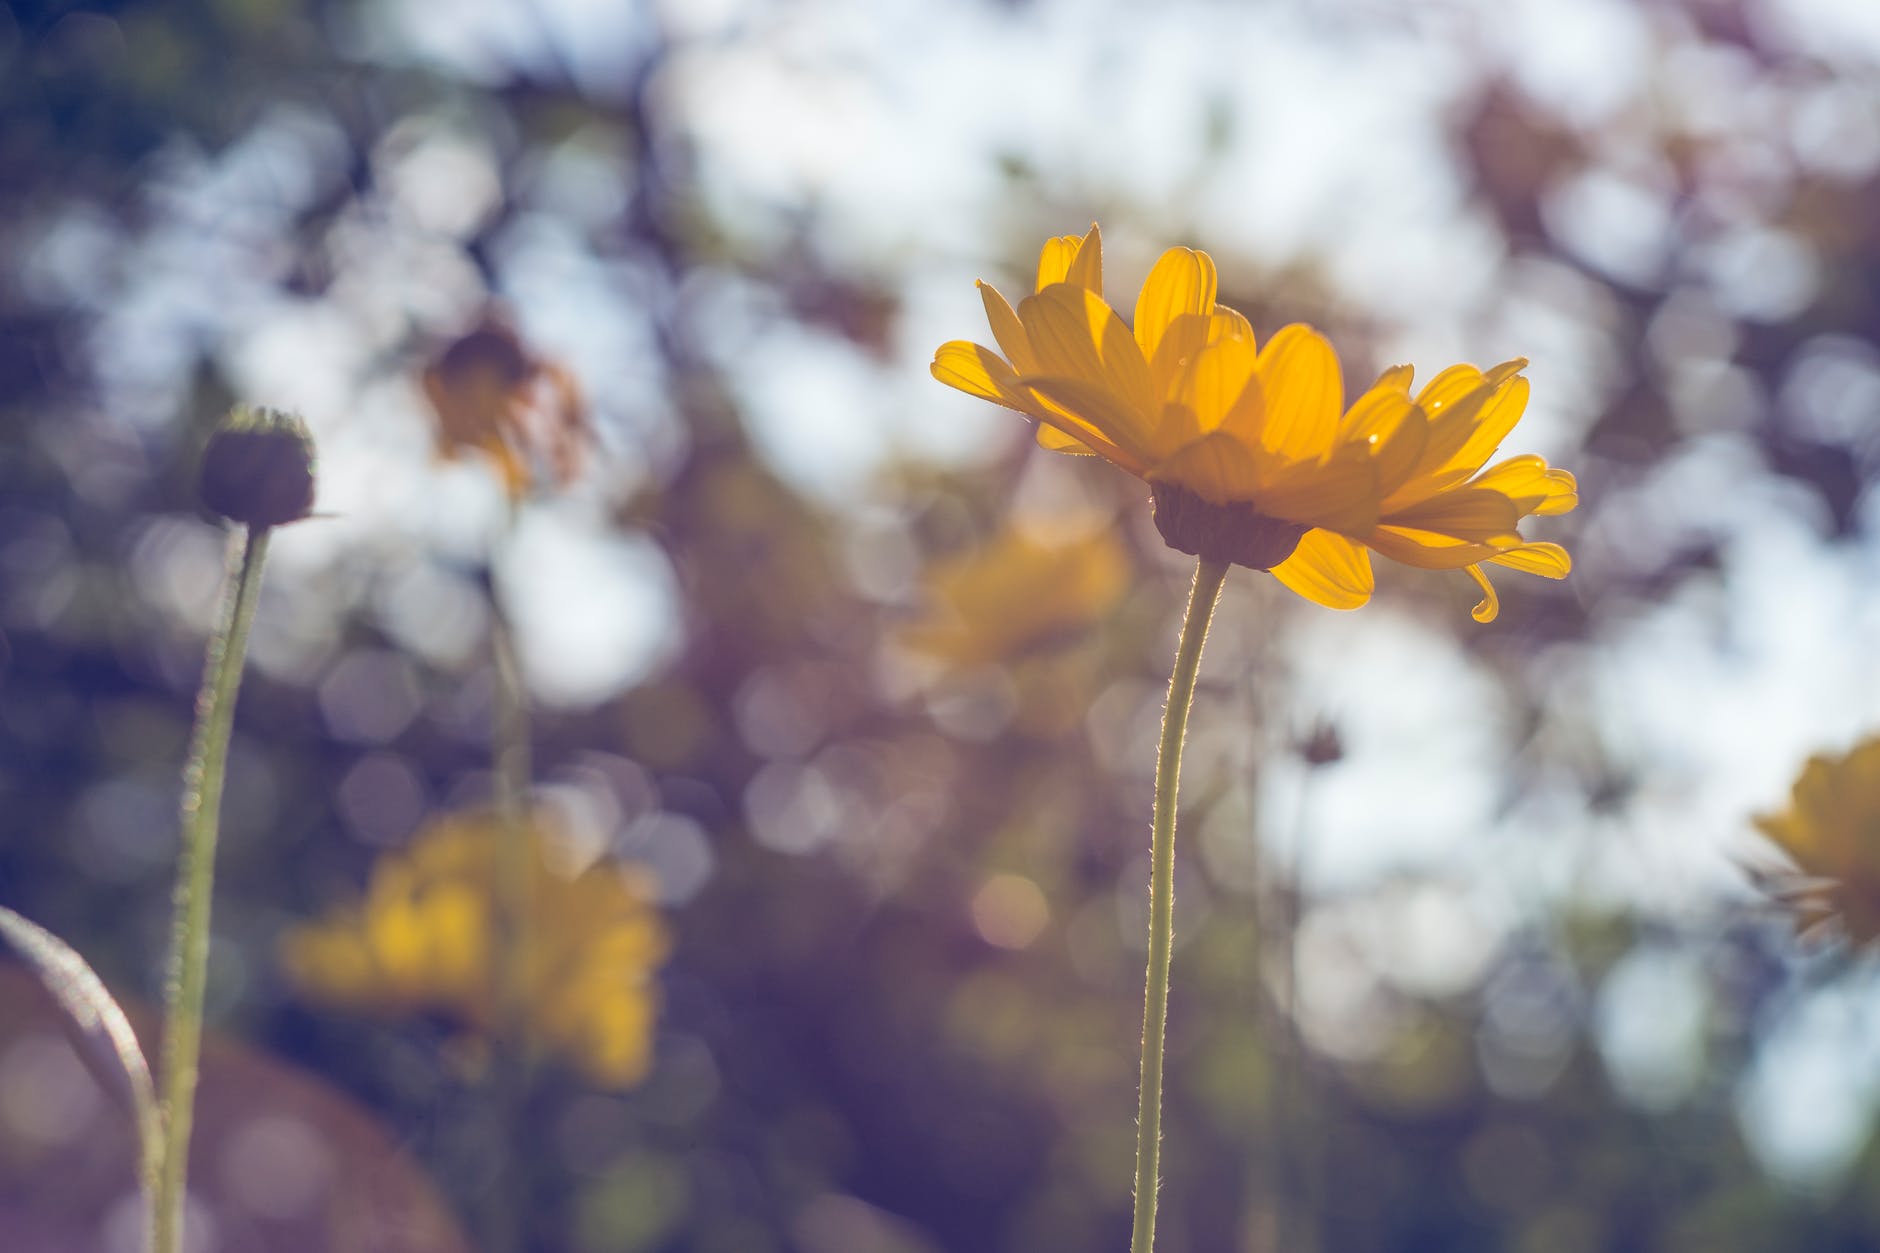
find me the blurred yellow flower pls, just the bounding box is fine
[900,527,1130,666]
[931,225,1576,619]
[282,811,669,1088]
[1754,735,1880,945]
[421,315,587,501]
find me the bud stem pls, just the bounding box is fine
[152,525,270,1253]
[485,563,535,1253]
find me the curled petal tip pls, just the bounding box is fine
[1466,565,1501,623]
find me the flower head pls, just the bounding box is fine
[421,316,587,501]
[932,225,1576,619]
[1753,735,1880,945]
[282,810,669,1088]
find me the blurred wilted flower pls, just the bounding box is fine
[900,526,1130,666]
[931,225,1575,619]
[1753,735,1880,945]
[283,810,669,1088]
[421,316,587,500]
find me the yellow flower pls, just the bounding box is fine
[900,526,1130,666]
[421,315,587,501]
[1754,735,1880,945]
[282,810,669,1088]
[931,225,1576,620]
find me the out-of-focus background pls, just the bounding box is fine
[3,0,1880,1249]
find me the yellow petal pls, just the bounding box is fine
[1470,454,1579,518]
[932,345,1133,464]
[1021,375,1153,473]
[1165,329,1260,445]
[1018,283,1157,434]
[1208,307,1255,343]
[1383,378,1517,510]
[1215,356,1269,453]
[1487,541,1571,578]
[977,281,1036,373]
[1434,374,1531,480]
[1270,530,1375,610]
[1036,223,1104,294]
[1386,487,1523,545]
[933,341,1029,409]
[1210,310,1255,353]
[1256,324,1343,463]
[1035,233,1084,292]
[1531,473,1579,516]
[1465,565,1500,623]
[1148,311,1214,398]
[1149,308,1255,401]
[1036,424,1099,455]
[1134,247,1219,363]
[1415,363,1487,414]
[1066,223,1104,293]
[1365,526,1506,570]
[1151,430,1265,505]
[1257,444,1379,533]
[1483,357,1529,388]
[1339,384,1426,498]
[1373,364,1415,393]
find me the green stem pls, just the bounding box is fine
[490,593,533,1038]
[1131,556,1229,1253]
[153,525,270,1253]
[487,535,534,1253]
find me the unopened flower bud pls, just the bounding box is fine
[198,405,317,528]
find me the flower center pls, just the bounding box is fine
[1149,482,1307,571]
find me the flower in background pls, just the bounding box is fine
[931,225,1575,619]
[283,810,669,1088]
[899,526,1130,667]
[421,315,587,500]
[1753,735,1880,945]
